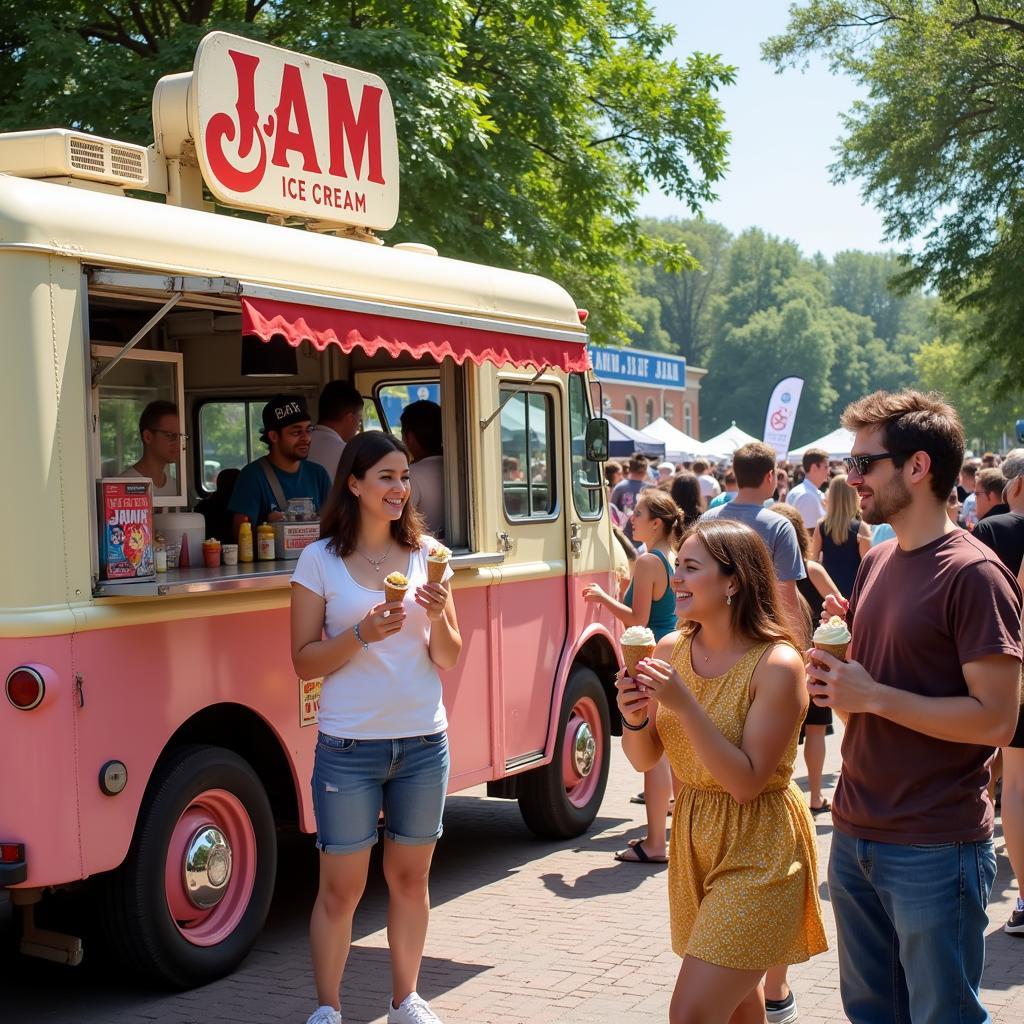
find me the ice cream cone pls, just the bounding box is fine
[384,581,408,604]
[814,642,849,664]
[623,643,656,677]
[427,559,447,584]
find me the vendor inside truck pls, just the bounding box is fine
[229,394,331,538]
[122,400,182,498]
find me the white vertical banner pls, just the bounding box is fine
[763,377,805,460]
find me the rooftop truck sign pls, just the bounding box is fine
[190,32,399,230]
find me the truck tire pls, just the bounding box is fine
[98,744,277,988]
[517,666,610,839]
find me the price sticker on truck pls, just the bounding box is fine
[299,677,323,727]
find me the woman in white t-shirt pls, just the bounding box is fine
[291,431,461,1024]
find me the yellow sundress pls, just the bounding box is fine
[656,634,827,971]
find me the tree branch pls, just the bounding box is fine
[953,1,1024,36]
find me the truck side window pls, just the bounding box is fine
[568,373,602,519]
[501,389,556,519]
[196,399,266,493]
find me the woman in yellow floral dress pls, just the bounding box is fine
[618,519,827,1024]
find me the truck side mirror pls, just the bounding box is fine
[585,417,609,463]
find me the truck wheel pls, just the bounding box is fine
[99,745,277,988]
[517,666,610,839]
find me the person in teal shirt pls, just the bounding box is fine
[583,489,684,864]
[229,394,331,539]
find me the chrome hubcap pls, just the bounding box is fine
[572,722,596,777]
[183,826,233,909]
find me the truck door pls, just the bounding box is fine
[494,381,568,767]
[565,372,616,642]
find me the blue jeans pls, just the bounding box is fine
[312,731,450,855]
[829,829,997,1023]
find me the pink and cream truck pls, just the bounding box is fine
[0,33,626,987]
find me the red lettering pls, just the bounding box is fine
[323,75,385,184]
[355,193,366,212]
[204,49,267,193]
[271,64,322,173]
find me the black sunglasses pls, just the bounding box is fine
[843,452,902,476]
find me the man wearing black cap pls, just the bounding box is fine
[229,394,331,540]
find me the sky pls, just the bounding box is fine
[639,2,891,258]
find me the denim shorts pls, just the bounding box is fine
[311,731,450,855]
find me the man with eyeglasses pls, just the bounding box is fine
[807,391,1022,1024]
[123,400,184,497]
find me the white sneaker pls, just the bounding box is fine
[305,1007,342,1024]
[387,992,443,1023]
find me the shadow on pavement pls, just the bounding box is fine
[0,792,629,1022]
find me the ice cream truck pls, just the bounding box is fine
[0,33,627,986]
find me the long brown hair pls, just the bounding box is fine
[319,431,424,557]
[636,489,685,547]
[769,501,812,563]
[679,518,800,651]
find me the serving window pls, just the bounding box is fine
[91,345,187,506]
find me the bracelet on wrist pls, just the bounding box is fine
[353,622,370,651]
[621,716,649,732]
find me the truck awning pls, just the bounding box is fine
[240,288,590,373]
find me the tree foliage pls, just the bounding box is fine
[631,222,936,442]
[0,0,735,342]
[764,1,1024,392]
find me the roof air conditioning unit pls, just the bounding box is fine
[0,129,150,190]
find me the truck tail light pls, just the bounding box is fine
[5,667,45,710]
[1,842,25,863]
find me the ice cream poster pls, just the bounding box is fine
[99,479,155,579]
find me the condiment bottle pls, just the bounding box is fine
[238,517,254,562]
[154,535,167,573]
[257,523,276,561]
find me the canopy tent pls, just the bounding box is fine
[605,414,666,458]
[698,421,760,461]
[788,427,856,461]
[643,417,704,461]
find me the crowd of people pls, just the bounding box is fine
[605,393,1024,1024]
[277,383,1022,1024]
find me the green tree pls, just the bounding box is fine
[630,217,732,365]
[914,305,1018,450]
[0,0,735,343]
[764,1,1024,391]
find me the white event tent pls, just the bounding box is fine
[698,422,760,461]
[788,427,856,461]
[643,417,704,461]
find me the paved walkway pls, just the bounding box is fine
[4,727,1023,1022]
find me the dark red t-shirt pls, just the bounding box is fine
[833,530,1023,844]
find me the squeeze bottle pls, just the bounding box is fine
[238,517,254,562]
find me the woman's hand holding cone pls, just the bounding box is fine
[415,581,449,622]
[359,601,406,642]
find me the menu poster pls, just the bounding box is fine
[99,478,155,580]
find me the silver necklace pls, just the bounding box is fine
[356,543,392,572]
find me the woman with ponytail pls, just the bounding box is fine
[584,490,684,863]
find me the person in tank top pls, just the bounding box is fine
[617,518,827,1023]
[291,431,462,1024]
[811,473,871,599]
[583,490,684,863]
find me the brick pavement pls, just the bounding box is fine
[4,726,1023,1023]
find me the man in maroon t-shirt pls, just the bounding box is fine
[807,390,1022,1024]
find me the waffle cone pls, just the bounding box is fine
[426,559,448,584]
[814,641,849,664]
[622,643,656,677]
[384,582,408,604]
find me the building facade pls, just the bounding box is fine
[590,344,705,438]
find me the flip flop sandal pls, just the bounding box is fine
[614,842,668,864]
[629,792,646,805]
[810,798,831,816]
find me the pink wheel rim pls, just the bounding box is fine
[562,696,603,808]
[164,788,257,947]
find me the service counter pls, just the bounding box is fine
[92,551,504,599]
